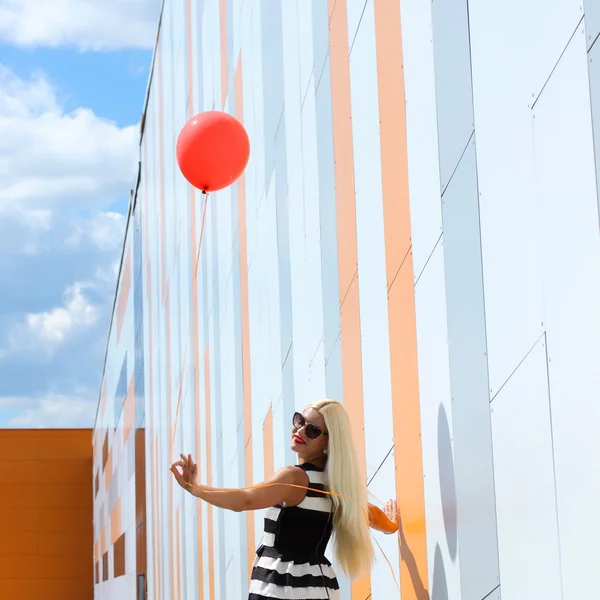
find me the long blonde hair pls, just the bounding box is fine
[308,399,374,579]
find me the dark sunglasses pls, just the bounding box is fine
[292,412,328,440]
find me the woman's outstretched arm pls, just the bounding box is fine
[368,500,399,534]
[170,453,308,512]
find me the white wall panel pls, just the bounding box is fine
[413,244,462,600]
[400,0,443,281]
[367,452,401,600]
[532,27,600,599]
[349,0,395,481]
[467,1,546,395]
[490,337,561,600]
[301,74,325,370]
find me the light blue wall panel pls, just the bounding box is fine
[260,0,284,188]
[348,0,394,482]
[431,0,474,192]
[441,141,500,600]
[298,2,315,110]
[314,56,341,394]
[532,28,600,599]
[490,338,561,600]
[588,38,600,216]
[311,0,330,89]
[586,0,600,49]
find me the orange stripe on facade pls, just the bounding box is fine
[235,53,255,583]
[328,1,371,597]
[116,245,131,342]
[204,349,215,600]
[220,0,228,107]
[263,405,274,481]
[374,0,430,596]
[186,1,205,597]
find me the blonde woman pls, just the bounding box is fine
[171,399,398,599]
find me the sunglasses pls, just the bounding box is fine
[292,412,329,440]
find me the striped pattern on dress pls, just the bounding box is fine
[248,465,340,600]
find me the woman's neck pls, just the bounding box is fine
[297,454,327,470]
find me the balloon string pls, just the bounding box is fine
[175,478,400,590]
[171,192,209,451]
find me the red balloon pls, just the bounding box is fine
[176,111,250,193]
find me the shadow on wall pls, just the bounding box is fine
[431,403,459,600]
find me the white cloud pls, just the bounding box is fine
[67,211,127,251]
[0,65,139,214]
[3,389,97,427]
[26,282,98,344]
[0,0,161,51]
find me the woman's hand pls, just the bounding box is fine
[368,499,399,534]
[170,453,198,493]
[383,499,399,527]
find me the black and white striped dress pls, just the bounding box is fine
[248,463,340,599]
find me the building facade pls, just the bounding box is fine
[0,429,93,600]
[93,0,600,599]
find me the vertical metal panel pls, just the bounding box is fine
[467,0,547,396]
[301,64,325,368]
[585,0,600,49]
[400,0,443,281]
[260,1,285,188]
[532,28,600,599]
[314,57,342,390]
[588,39,600,217]
[413,244,462,600]
[367,452,401,599]
[441,141,500,600]
[298,2,315,110]
[431,0,474,192]
[348,0,394,482]
[490,338,562,600]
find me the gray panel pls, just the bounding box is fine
[588,40,600,218]
[261,1,285,188]
[273,126,295,433]
[586,0,600,49]
[431,0,475,191]
[314,53,341,367]
[311,0,330,89]
[442,141,500,599]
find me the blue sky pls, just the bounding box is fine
[0,0,161,427]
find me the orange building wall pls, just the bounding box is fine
[0,429,93,600]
